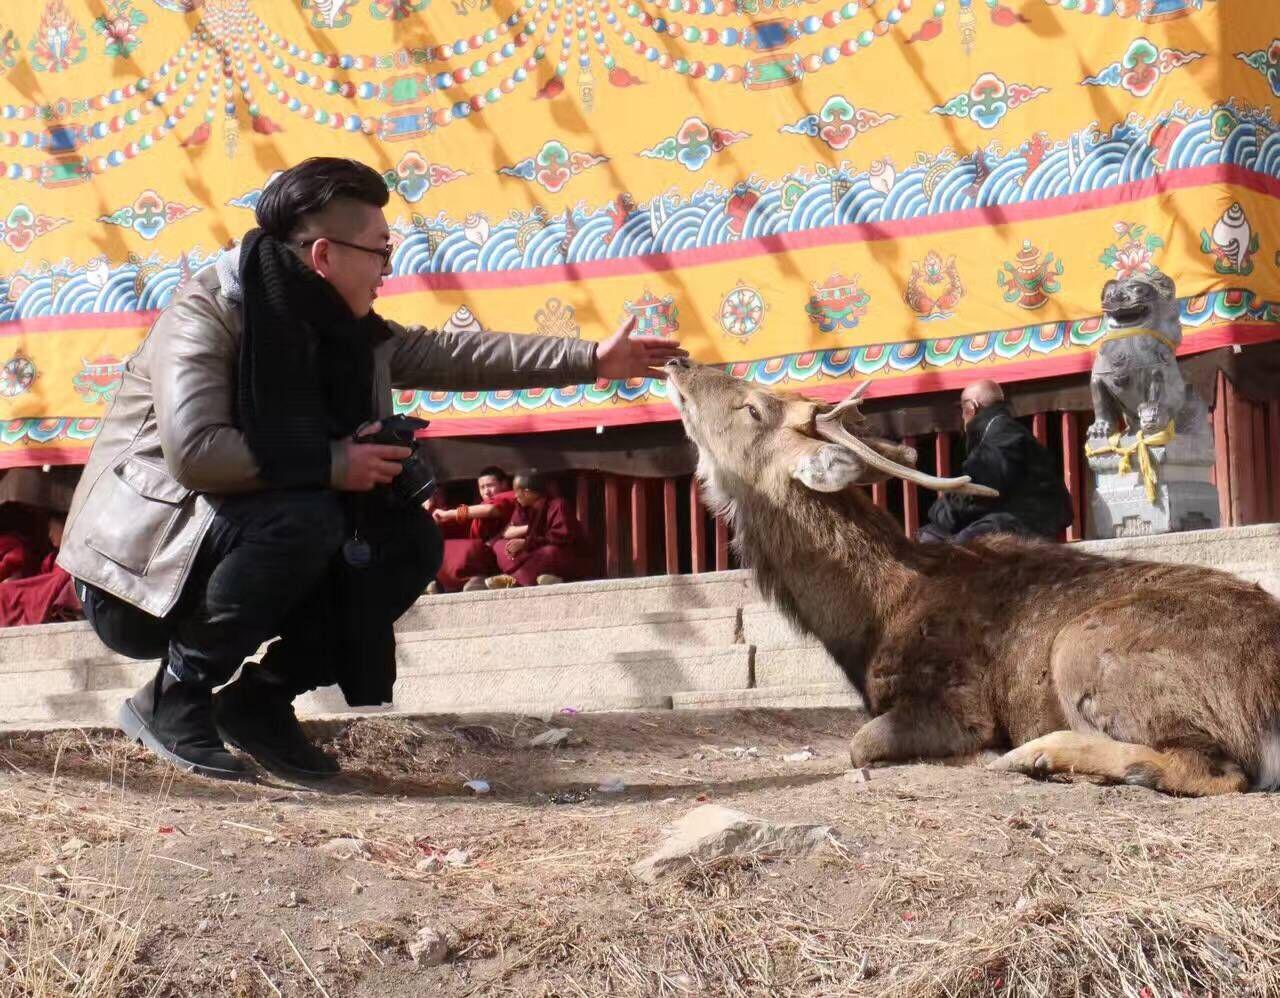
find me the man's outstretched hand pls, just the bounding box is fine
[595,314,689,381]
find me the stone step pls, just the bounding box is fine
[673,684,861,711]
[391,607,741,672]
[1,607,742,711]
[395,570,755,631]
[1,645,753,730]
[0,572,757,666]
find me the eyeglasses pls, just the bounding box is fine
[298,236,393,268]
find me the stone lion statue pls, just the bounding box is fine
[1087,268,1186,440]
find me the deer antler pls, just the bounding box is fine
[823,380,872,425]
[814,410,998,497]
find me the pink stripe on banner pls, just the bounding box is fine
[0,309,159,338]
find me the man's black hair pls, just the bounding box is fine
[254,157,390,241]
[478,466,511,483]
[513,470,546,493]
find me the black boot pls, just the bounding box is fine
[212,671,340,781]
[118,663,249,780]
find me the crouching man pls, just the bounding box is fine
[57,157,684,782]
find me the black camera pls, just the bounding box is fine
[356,414,436,507]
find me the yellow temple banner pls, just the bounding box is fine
[0,0,1277,464]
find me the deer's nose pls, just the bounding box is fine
[665,357,691,371]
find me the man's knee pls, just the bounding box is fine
[81,583,170,660]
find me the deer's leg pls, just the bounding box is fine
[850,703,984,768]
[988,731,1247,797]
[994,612,1251,797]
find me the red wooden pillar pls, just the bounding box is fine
[575,472,591,537]
[1213,372,1233,526]
[1031,412,1047,448]
[901,435,919,539]
[1253,403,1270,524]
[871,481,888,511]
[1226,376,1256,526]
[690,478,707,573]
[1061,412,1083,541]
[934,432,951,478]
[630,479,649,577]
[603,474,621,577]
[714,517,730,571]
[662,478,680,575]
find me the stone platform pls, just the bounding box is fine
[2,524,1278,732]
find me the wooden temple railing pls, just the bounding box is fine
[562,374,1278,579]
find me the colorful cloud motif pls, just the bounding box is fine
[1236,39,1280,97]
[779,97,896,151]
[98,190,199,241]
[639,117,748,172]
[381,151,468,204]
[499,140,608,193]
[932,73,1048,130]
[1082,38,1203,97]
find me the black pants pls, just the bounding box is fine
[81,490,441,705]
[917,512,1039,545]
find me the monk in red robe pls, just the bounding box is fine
[0,512,82,627]
[429,467,519,592]
[488,471,589,588]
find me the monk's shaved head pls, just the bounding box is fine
[961,379,1004,408]
[959,379,1004,426]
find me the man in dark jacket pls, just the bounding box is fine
[59,157,685,783]
[919,380,1073,543]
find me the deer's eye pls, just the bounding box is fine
[745,403,762,422]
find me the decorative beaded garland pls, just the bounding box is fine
[0,0,947,179]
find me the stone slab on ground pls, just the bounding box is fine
[630,804,839,883]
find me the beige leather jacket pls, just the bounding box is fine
[58,259,597,617]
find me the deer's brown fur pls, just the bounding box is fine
[667,361,1280,796]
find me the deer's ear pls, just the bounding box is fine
[791,443,866,492]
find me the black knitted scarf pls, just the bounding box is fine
[235,229,391,488]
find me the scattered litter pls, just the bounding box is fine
[415,856,444,874]
[463,779,491,795]
[845,768,872,784]
[784,747,816,763]
[526,727,574,749]
[597,776,626,794]
[559,706,580,715]
[408,925,449,967]
[320,837,370,861]
[729,746,760,760]
[549,790,590,805]
[59,838,91,858]
[444,848,471,867]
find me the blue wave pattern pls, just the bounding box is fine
[0,102,1275,323]
[8,289,1275,443]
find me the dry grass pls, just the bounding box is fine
[4,714,1280,997]
[0,738,171,998]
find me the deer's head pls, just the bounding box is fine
[665,359,996,516]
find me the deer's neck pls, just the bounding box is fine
[735,486,920,682]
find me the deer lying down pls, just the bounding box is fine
[665,358,1280,797]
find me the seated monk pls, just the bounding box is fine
[428,467,518,592]
[0,513,82,627]
[487,471,588,588]
[0,503,49,583]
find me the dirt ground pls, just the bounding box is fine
[2,708,1280,998]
